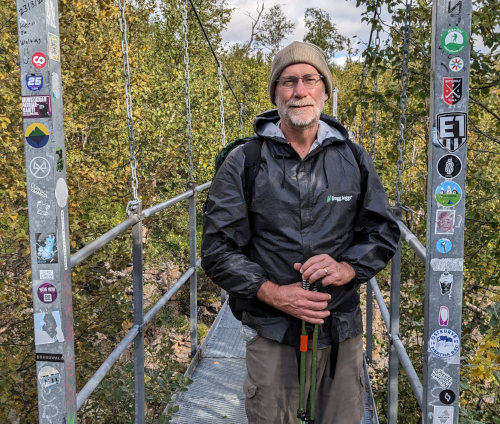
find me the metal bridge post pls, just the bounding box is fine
[332,87,339,119]
[189,183,198,356]
[16,2,77,422]
[365,282,373,363]
[423,2,471,423]
[388,207,402,424]
[131,206,145,424]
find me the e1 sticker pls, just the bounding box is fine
[437,112,467,152]
[435,181,462,206]
[32,52,47,69]
[26,75,43,91]
[436,238,452,254]
[429,328,460,358]
[22,95,52,118]
[437,155,462,179]
[25,123,50,148]
[441,27,468,54]
[37,282,57,304]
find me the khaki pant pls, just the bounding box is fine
[244,334,364,424]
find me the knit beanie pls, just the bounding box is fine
[268,41,332,105]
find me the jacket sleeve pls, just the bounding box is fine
[337,145,401,282]
[201,146,268,298]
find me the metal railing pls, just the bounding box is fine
[72,181,211,419]
[365,215,427,423]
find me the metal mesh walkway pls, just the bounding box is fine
[171,302,379,423]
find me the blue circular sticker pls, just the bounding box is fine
[435,181,462,207]
[429,329,460,358]
[436,238,452,254]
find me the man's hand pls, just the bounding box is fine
[256,281,331,324]
[294,254,356,287]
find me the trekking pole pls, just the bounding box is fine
[308,282,320,424]
[297,279,310,424]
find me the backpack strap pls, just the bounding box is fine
[242,138,263,207]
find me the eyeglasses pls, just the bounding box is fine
[276,74,325,89]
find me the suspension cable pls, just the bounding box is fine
[118,0,141,215]
[370,20,382,158]
[218,61,227,147]
[182,0,194,184]
[186,0,248,120]
[238,103,244,139]
[396,0,412,207]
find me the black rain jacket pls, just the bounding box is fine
[202,110,400,344]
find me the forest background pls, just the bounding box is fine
[0,0,498,422]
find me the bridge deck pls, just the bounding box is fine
[171,301,378,423]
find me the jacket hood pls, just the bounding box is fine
[253,109,349,146]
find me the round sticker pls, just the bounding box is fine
[26,74,44,91]
[32,52,47,69]
[435,181,462,207]
[25,123,50,149]
[449,57,464,72]
[437,155,462,179]
[439,389,456,405]
[429,328,460,358]
[441,27,468,54]
[436,238,452,254]
[29,157,51,179]
[38,365,61,388]
[55,178,68,208]
[37,282,58,304]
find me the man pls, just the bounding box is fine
[202,41,400,423]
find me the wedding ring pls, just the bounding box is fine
[324,268,328,276]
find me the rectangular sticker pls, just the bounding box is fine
[435,210,455,235]
[36,352,63,362]
[22,95,52,118]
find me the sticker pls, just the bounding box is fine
[431,258,463,272]
[32,52,47,69]
[60,210,68,271]
[439,389,456,405]
[435,181,462,206]
[443,77,462,105]
[431,368,452,389]
[436,238,452,254]
[435,210,455,234]
[437,155,462,179]
[38,365,61,388]
[36,352,64,362]
[429,329,460,358]
[48,33,60,61]
[45,0,57,28]
[40,269,54,280]
[34,311,64,345]
[22,95,52,118]
[56,148,64,172]
[55,178,68,208]
[51,72,61,99]
[449,57,464,72]
[439,306,449,326]
[26,74,43,91]
[441,27,468,54]
[36,232,58,264]
[37,282,58,304]
[31,182,48,198]
[25,123,50,149]
[36,200,51,216]
[29,157,51,179]
[437,112,467,152]
[439,271,453,298]
[432,405,453,424]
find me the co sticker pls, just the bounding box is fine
[32,52,47,69]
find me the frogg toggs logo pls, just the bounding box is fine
[327,195,353,203]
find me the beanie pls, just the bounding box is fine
[268,41,332,105]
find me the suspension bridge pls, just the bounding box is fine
[13,0,475,423]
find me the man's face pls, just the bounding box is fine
[275,63,328,130]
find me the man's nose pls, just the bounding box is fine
[293,79,308,97]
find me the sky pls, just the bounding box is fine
[221,0,387,66]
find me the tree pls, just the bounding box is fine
[303,8,347,61]
[253,4,295,56]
